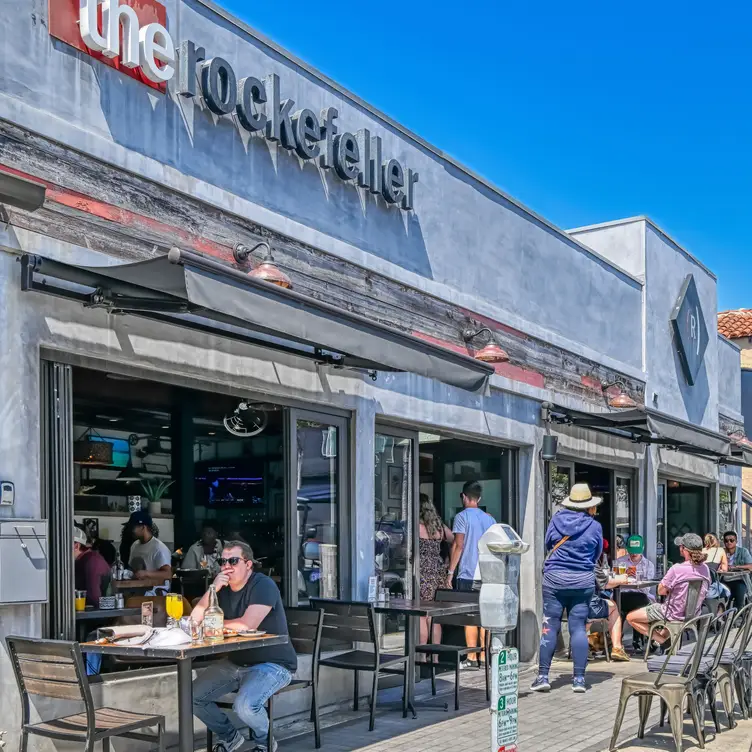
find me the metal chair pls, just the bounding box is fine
[310,599,408,731]
[413,589,491,710]
[6,636,165,752]
[650,607,738,737]
[644,578,705,659]
[205,606,324,751]
[609,613,712,752]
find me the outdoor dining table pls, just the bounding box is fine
[75,606,142,641]
[610,579,661,614]
[374,598,480,717]
[82,632,288,752]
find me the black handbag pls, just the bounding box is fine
[439,527,451,563]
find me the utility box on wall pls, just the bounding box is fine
[0,520,48,604]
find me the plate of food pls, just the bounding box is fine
[223,628,266,638]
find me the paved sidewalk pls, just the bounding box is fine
[276,659,752,752]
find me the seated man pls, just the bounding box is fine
[127,511,172,590]
[723,530,752,610]
[588,543,630,661]
[182,522,224,576]
[627,533,710,650]
[192,541,297,752]
[74,525,111,606]
[614,534,656,650]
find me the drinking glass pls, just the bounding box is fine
[189,618,204,643]
[166,593,184,626]
[617,563,627,576]
[74,590,87,612]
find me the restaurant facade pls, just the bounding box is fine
[0,0,747,744]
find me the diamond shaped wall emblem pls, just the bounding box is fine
[670,274,708,386]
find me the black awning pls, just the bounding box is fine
[20,251,493,392]
[544,403,733,458]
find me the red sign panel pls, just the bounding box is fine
[48,0,167,92]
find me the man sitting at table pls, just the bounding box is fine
[127,511,173,590]
[74,524,111,606]
[192,541,296,752]
[614,535,656,644]
[723,530,752,610]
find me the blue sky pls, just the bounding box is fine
[222,0,751,311]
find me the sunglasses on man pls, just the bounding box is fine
[218,556,248,566]
[724,537,736,543]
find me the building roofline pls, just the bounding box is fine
[718,333,742,351]
[192,0,642,287]
[569,215,717,281]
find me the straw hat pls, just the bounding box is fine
[560,483,603,510]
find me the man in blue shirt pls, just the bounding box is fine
[723,530,752,610]
[446,481,495,666]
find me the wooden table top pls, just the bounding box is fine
[373,598,480,618]
[81,632,288,660]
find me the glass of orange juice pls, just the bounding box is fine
[74,590,87,611]
[166,593,184,626]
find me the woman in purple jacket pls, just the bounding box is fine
[531,484,604,694]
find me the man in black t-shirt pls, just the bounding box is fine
[192,541,296,752]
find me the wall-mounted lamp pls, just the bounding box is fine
[602,380,637,409]
[462,326,509,364]
[0,172,46,212]
[233,241,292,289]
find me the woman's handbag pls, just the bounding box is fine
[439,527,451,563]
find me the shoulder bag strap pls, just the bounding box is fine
[545,535,570,562]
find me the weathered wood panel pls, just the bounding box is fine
[0,120,644,405]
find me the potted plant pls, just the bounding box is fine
[140,478,174,516]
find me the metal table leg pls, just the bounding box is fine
[177,657,194,752]
[404,613,447,714]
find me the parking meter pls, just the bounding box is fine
[479,524,529,752]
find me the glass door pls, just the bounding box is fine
[614,473,633,551]
[547,461,574,526]
[656,481,667,578]
[374,429,416,600]
[287,409,348,605]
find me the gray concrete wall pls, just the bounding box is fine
[718,336,742,418]
[0,0,642,374]
[644,224,719,429]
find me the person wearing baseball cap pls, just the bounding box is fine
[627,532,711,651]
[73,525,110,606]
[613,533,656,652]
[127,510,172,588]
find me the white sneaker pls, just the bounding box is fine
[213,731,245,752]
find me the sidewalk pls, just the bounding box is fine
[276,659,752,752]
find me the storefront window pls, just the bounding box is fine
[295,419,339,603]
[719,487,736,534]
[374,433,413,599]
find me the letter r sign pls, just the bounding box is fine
[48,0,169,92]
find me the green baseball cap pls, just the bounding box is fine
[626,535,644,554]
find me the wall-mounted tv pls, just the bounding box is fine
[195,464,265,507]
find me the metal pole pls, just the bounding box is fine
[177,657,194,752]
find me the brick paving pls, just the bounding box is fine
[276,658,752,752]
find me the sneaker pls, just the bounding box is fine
[572,677,587,693]
[610,646,631,662]
[460,660,477,670]
[213,732,246,752]
[249,742,277,752]
[530,675,551,692]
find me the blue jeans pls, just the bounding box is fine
[193,660,292,743]
[538,585,594,679]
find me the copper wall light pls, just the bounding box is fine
[602,380,638,409]
[462,327,509,363]
[233,241,292,289]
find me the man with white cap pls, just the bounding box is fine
[531,483,604,694]
[73,525,111,607]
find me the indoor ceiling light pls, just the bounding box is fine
[233,241,292,289]
[116,463,142,483]
[0,172,46,212]
[462,326,509,364]
[73,429,113,465]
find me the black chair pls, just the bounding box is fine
[205,607,325,751]
[310,599,408,731]
[6,636,164,752]
[413,589,490,710]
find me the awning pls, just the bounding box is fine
[543,403,738,460]
[20,250,493,392]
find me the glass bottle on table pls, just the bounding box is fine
[204,585,224,642]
